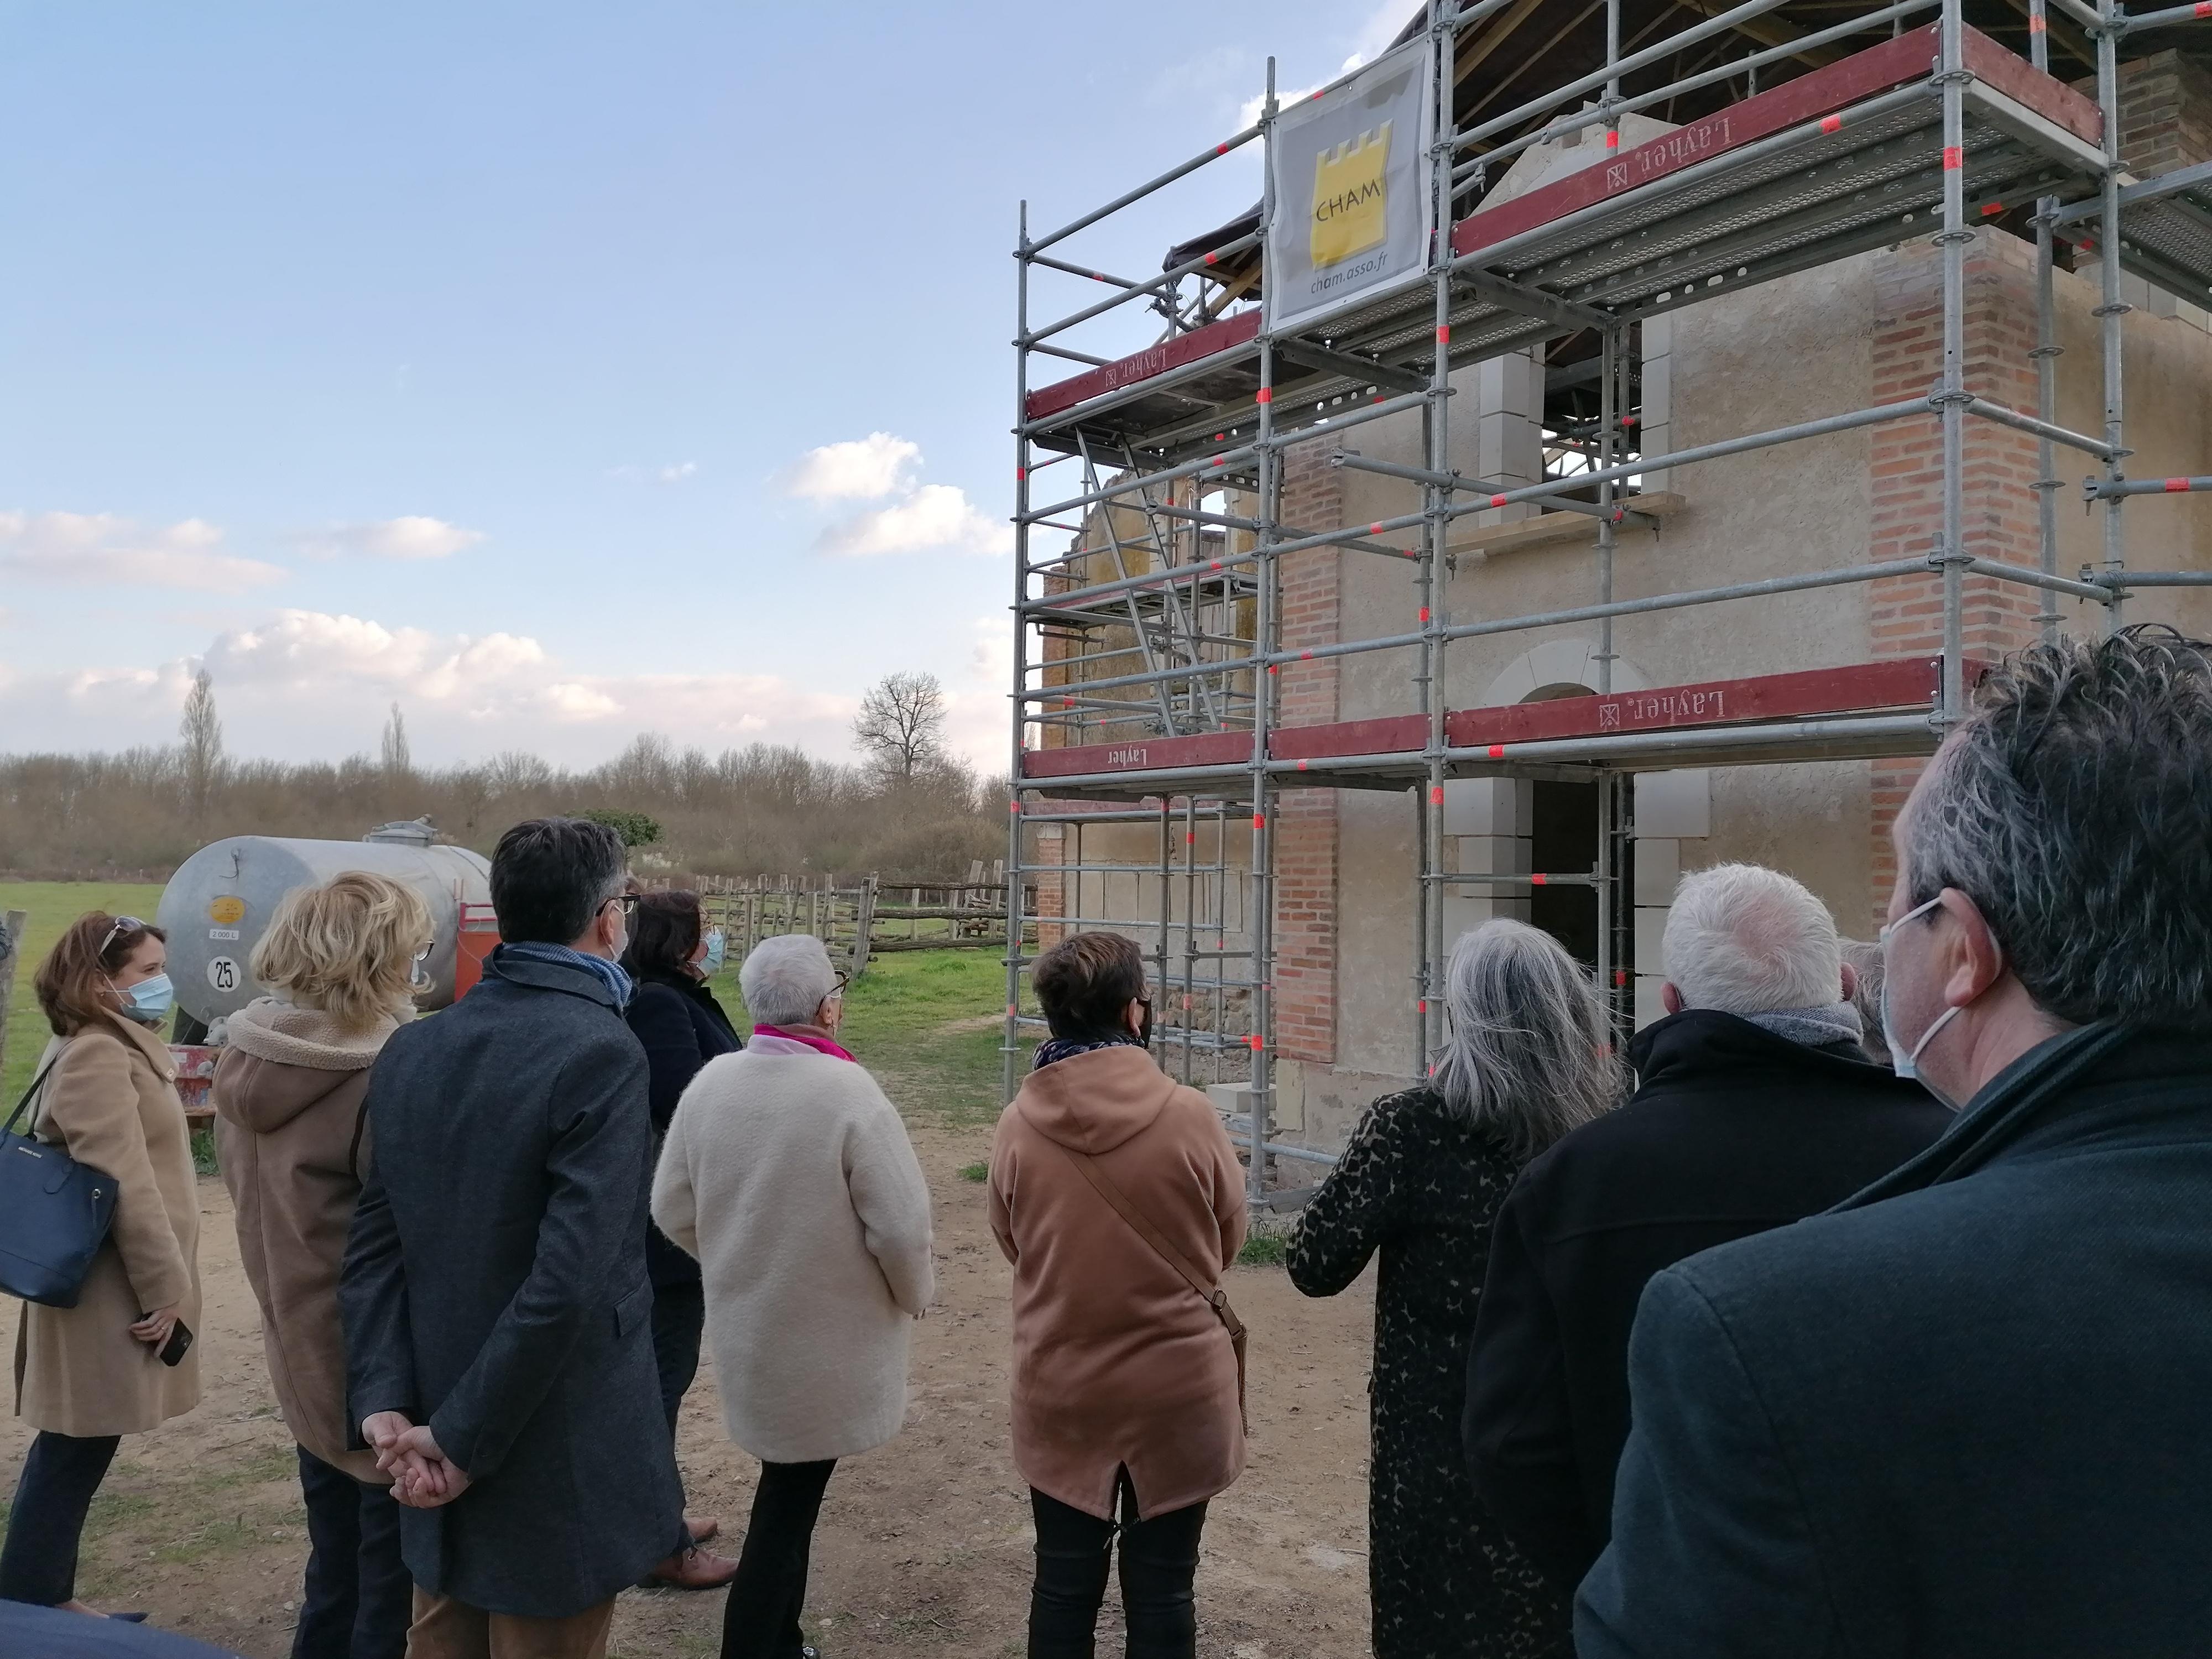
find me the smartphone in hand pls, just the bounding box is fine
[139,1318,195,1368]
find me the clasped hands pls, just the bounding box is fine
[362,1411,473,1509]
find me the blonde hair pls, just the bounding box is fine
[251,872,432,1032]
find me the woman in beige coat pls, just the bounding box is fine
[2,912,201,1616]
[989,932,1247,1659]
[212,872,429,1659]
[653,932,934,1659]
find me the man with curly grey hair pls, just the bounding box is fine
[1579,626,2212,1658]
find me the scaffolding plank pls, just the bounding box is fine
[1455,27,1947,260]
[1026,311,1260,421]
[1444,659,1949,748]
[1021,659,1978,783]
[1022,729,1253,779]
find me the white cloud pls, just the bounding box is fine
[0,509,288,593]
[816,483,1010,559]
[293,516,485,561]
[609,461,698,485]
[202,609,550,703]
[0,607,862,767]
[969,613,1013,685]
[783,432,920,502]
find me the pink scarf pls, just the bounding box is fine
[749,1025,858,1063]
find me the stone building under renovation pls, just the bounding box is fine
[1004,0,2212,1178]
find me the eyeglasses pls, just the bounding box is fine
[831,969,851,994]
[412,942,437,965]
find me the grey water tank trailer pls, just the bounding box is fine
[155,821,493,1026]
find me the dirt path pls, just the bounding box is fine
[2,1121,1379,1657]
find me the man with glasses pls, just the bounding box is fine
[1577,627,2212,1657]
[342,817,735,1659]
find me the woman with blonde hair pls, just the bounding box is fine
[1,912,197,1619]
[211,872,431,1659]
[1287,918,1622,1659]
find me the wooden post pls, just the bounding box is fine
[852,875,878,979]
[0,909,26,1084]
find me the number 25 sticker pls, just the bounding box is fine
[207,957,241,993]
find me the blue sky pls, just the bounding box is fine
[0,0,1406,770]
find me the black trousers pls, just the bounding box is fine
[0,1430,121,1606]
[721,1458,836,1659]
[292,1447,411,1659]
[650,1280,706,1438]
[1029,1478,1208,1659]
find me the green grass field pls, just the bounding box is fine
[1,879,1027,1126]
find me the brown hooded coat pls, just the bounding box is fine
[988,1044,1248,1520]
[212,1000,399,1480]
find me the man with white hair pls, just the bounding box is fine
[1579,629,2212,1656]
[1462,863,1949,1594]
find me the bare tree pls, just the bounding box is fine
[380,702,413,779]
[852,671,948,784]
[179,668,225,823]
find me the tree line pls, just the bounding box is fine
[1,670,1010,881]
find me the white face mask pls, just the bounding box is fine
[1879,893,1965,1098]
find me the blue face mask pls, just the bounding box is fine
[700,929,727,977]
[123,973,176,1024]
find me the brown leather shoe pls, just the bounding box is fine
[639,1544,740,1591]
[685,1514,721,1545]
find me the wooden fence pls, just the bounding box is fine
[639,864,1039,975]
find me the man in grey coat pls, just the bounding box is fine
[342,817,734,1656]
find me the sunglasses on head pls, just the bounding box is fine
[99,916,148,957]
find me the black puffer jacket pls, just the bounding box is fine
[623,967,742,1286]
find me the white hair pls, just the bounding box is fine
[739,933,839,1026]
[1428,919,1622,1161]
[1662,863,1843,1014]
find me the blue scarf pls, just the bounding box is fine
[500,941,634,1008]
[1032,1032,1144,1072]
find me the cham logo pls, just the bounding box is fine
[1310,121,1391,268]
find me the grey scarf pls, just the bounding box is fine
[1743,1000,1865,1052]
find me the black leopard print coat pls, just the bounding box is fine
[1287,1086,1568,1659]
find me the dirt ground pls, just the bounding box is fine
[1,1120,1380,1658]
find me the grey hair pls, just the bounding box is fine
[1901,625,2212,1030]
[739,933,840,1027]
[1662,863,1842,1014]
[1430,919,1622,1161]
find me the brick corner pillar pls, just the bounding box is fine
[1865,233,2046,931]
[1272,447,1343,1065]
[1031,819,1067,949]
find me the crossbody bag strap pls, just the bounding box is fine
[1048,1139,1245,1342]
[4,1049,67,1140]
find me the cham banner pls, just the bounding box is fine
[1265,39,1437,334]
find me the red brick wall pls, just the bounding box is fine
[1866,234,2046,925]
[2080,51,2212,176]
[1030,821,1067,948]
[1272,447,1343,1063]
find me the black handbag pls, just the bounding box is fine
[0,1048,121,1307]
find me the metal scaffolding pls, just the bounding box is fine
[1003,0,2211,1206]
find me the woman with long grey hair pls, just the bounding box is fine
[1287,918,1620,1658]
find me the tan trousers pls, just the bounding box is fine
[405,1588,615,1659]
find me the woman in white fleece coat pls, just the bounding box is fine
[653,932,933,1659]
